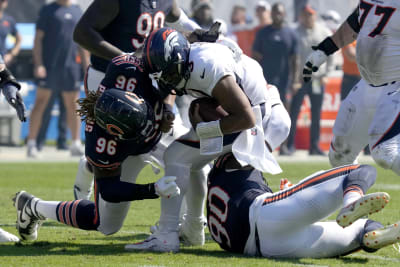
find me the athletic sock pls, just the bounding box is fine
[343,186,363,208]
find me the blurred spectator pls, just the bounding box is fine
[252,2,300,107]
[341,41,360,100]
[230,5,247,31]
[27,0,89,158]
[293,0,308,22]
[36,91,68,150]
[282,4,333,156]
[321,10,341,32]
[231,2,272,57]
[254,1,271,29]
[191,0,214,29]
[0,0,20,65]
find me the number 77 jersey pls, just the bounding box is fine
[356,0,400,86]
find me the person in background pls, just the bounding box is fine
[254,0,271,30]
[230,5,247,32]
[191,0,214,29]
[283,4,333,156]
[27,0,89,158]
[341,41,360,100]
[252,2,300,108]
[293,0,309,22]
[0,0,20,65]
[36,91,68,151]
[0,54,26,243]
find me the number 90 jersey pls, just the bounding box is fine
[206,157,272,253]
[91,0,173,72]
[85,54,164,170]
[356,0,400,85]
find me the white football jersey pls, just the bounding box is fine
[186,43,267,106]
[356,0,400,85]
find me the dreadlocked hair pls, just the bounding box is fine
[76,91,100,122]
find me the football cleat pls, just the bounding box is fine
[13,191,45,241]
[125,231,180,252]
[179,215,207,246]
[0,228,19,243]
[363,221,400,250]
[336,192,390,228]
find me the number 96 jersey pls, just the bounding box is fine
[85,54,164,170]
[206,157,272,253]
[357,0,400,85]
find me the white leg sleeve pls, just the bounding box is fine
[185,165,211,219]
[73,156,94,200]
[98,156,146,235]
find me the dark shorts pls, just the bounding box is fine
[37,66,81,92]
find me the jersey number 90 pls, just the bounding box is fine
[132,11,165,49]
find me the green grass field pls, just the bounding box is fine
[1,162,400,266]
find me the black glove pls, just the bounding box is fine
[2,83,27,122]
[190,21,221,43]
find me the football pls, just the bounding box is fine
[189,97,228,124]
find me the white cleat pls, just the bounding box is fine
[179,215,207,246]
[337,192,390,228]
[13,191,45,241]
[125,231,180,252]
[0,228,19,243]
[363,221,400,250]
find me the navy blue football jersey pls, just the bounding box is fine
[206,156,272,253]
[85,54,163,170]
[91,0,173,72]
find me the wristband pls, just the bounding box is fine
[316,37,339,56]
[196,120,223,139]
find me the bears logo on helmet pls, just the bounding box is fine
[94,88,156,142]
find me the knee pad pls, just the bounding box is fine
[371,138,400,175]
[329,136,359,167]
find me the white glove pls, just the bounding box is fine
[155,176,180,198]
[302,49,328,83]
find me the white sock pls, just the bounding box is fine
[36,201,60,220]
[343,191,362,208]
[185,167,209,219]
[158,163,190,232]
[27,139,36,147]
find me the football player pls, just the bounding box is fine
[303,1,400,176]
[72,0,218,201]
[13,55,180,241]
[206,153,399,258]
[125,28,291,252]
[0,54,25,243]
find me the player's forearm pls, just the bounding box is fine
[219,108,256,134]
[78,46,90,71]
[331,21,358,49]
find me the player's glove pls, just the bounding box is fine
[155,176,180,199]
[2,83,27,122]
[303,37,339,83]
[190,21,221,43]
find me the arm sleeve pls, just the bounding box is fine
[347,7,361,33]
[96,177,158,203]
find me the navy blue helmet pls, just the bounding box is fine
[143,27,191,96]
[94,88,155,141]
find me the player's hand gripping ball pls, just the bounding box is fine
[189,97,228,129]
